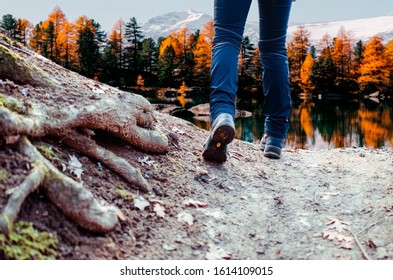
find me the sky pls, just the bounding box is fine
[1,0,393,32]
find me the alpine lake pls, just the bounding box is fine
[134,87,393,151]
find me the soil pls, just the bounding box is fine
[1,37,393,260]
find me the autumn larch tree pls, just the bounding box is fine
[287,26,311,91]
[312,33,337,94]
[358,36,390,93]
[300,53,315,94]
[331,26,355,91]
[385,39,393,92]
[194,20,213,86]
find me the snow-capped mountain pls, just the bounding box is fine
[287,13,393,45]
[142,10,393,46]
[141,9,212,40]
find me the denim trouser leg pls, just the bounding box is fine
[210,0,252,122]
[258,0,292,140]
[210,0,292,140]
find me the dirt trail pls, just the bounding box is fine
[3,111,392,259]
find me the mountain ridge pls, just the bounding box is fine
[141,10,393,45]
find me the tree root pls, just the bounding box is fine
[0,93,167,191]
[0,137,121,234]
[0,39,169,234]
[58,129,151,193]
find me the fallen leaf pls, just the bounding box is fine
[115,208,126,222]
[171,126,186,135]
[177,212,193,225]
[321,192,340,200]
[68,154,83,180]
[183,199,208,208]
[205,244,232,260]
[137,156,156,167]
[154,204,166,218]
[321,217,355,250]
[4,135,20,145]
[134,196,150,211]
[150,199,165,205]
[366,239,377,249]
[163,244,176,251]
[326,217,349,233]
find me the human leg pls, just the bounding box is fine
[210,0,252,122]
[258,0,293,158]
[203,0,252,162]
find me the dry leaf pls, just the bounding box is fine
[4,135,20,145]
[134,196,150,211]
[206,244,232,260]
[321,192,340,200]
[326,217,349,233]
[177,212,193,225]
[171,126,186,135]
[137,156,156,167]
[154,204,166,218]
[163,244,176,251]
[115,208,126,222]
[150,199,165,205]
[68,154,83,179]
[183,199,208,208]
[321,217,355,250]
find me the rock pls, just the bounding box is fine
[189,103,252,118]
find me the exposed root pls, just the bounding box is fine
[58,129,151,193]
[0,92,167,192]
[0,39,169,234]
[0,137,121,234]
[0,162,46,234]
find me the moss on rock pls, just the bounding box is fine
[0,220,58,260]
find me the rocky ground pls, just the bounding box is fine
[1,110,392,259]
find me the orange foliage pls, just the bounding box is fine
[385,40,393,73]
[58,20,77,67]
[300,53,315,93]
[194,20,214,72]
[358,36,390,90]
[287,26,311,84]
[16,18,33,44]
[318,34,333,58]
[331,26,353,78]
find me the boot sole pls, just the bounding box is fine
[202,125,235,163]
[263,145,282,159]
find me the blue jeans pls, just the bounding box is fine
[210,0,292,140]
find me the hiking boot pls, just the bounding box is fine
[202,113,235,163]
[260,134,284,159]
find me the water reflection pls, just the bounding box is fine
[146,91,393,150]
